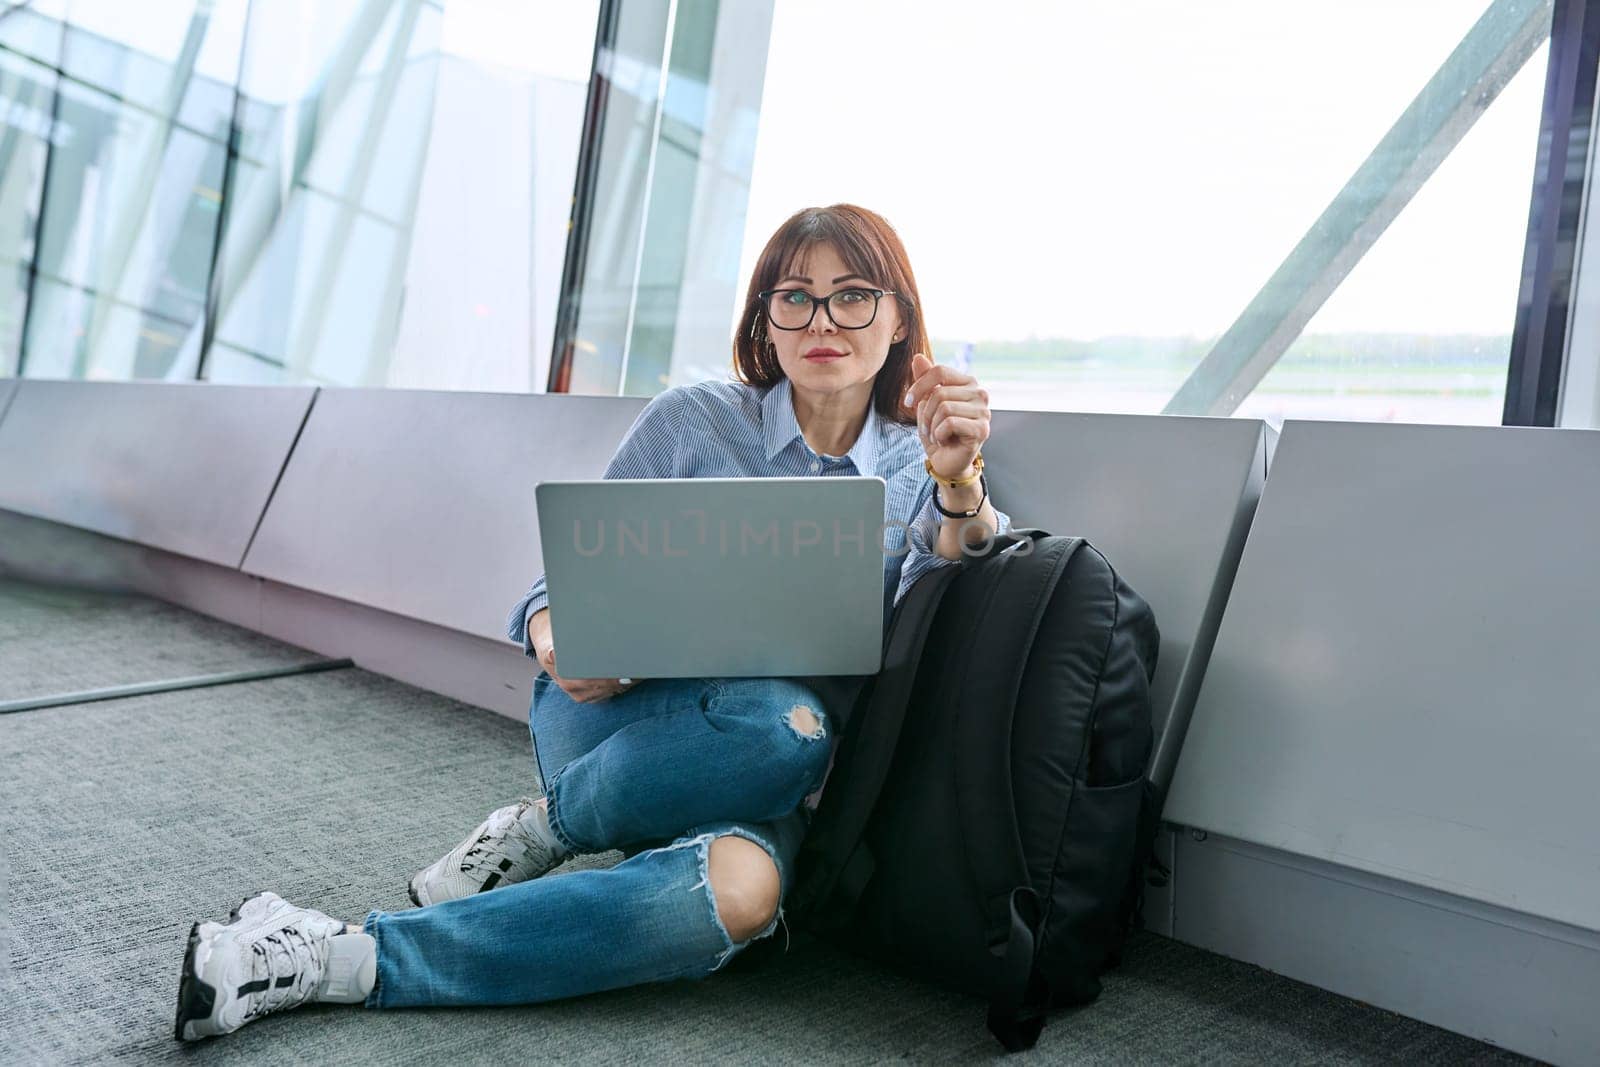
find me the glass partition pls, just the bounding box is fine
[2,1,243,380]
[552,0,775,396]
[0,0,597,391]
[0,43,57,374]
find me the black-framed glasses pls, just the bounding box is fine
[758,287,897,330]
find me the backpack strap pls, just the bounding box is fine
[956,532,1081,939]
[788,559,964,925]
[988,884,1052,1052]
[954,532,1083,1050]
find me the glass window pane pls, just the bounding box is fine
[202,340,289,385]
[179,0,249,136]
[353,57,439,224]
[61,22,176,114]
[207,0,439,387]
[560,0,771,396]
[563,0,675,395]
[379,11,595,393]
[0,2,67,66]
[230,0,377,162]
[0,51,57,372]
[59,3,245,138]
[208,161,309,377]
[2,0,594,390]
[207,0,591,392]
[1235,46,1546,428]
[7,2,242,380]
[32,78,224,334]
[23,273,190,379]
[210,175,401,385]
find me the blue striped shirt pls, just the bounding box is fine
[506,375,1011,716]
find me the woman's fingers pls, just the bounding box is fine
[924,399,988,449]
[904,355,975,414]
[925,399,987,439]
[931,414,987,448]
[554,676,634,703]
[928,403,988,444]
[915,384,985,431]
[540,637,631,703]
[557,679,599,702]
[902,352,937,412]
[924,380,984,400]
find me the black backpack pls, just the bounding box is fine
[787,528,1164,1052]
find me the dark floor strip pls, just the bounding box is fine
[0,658,355,715]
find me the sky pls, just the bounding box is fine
[738,0,1548,342]
[440,0,598,82]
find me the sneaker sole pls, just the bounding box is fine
[173,921,216,1042]
[172,891,269,1042]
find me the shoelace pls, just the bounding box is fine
[244,922,330,1019]
[460,797,551,879]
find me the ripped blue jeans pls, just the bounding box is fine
[359,674,834,1008]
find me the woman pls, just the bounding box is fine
[174,204,1011,1040]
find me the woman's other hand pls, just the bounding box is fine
[528,608,639,703]
[901,351,990,478]
[901,351,1000,560]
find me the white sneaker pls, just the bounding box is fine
[407,796,567,907]
[174,891,375,1042]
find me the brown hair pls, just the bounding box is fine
[732,204,926,428]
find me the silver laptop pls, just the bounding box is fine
[534,476,887,678]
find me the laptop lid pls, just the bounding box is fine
[534,476,886,678]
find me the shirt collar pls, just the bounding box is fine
[761,375,884,478]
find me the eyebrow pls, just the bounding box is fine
[777,273,871,286]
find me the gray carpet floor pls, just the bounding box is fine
[0,579,322,703]
[0,589,1538,1065]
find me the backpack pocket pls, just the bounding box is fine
[1040,774,1147,1004]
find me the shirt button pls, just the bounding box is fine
[809,460,820,472]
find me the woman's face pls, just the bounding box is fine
[766,242,904,399]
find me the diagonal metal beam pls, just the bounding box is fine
[1164,0,1553,417]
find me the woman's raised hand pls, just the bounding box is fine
[901,351,991,479]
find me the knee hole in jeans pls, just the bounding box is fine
[707,834,781,943]
[786,704,824,740]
